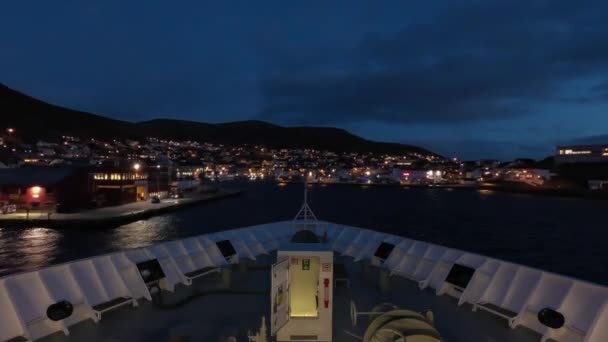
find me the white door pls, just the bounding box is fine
[271,258,290,335]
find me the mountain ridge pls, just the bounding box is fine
[1,83,436,156]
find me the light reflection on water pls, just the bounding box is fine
[109,215,181,250]
[478,189,495,195]
[0,227,62,276]
[1,181,608,286]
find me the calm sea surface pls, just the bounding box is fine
[1,181,607,285]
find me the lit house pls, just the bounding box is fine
[91,161,148,206]
[502,159,554,186]
[0,167,93,212]
[392,168,429,184]
[555,144,608,164]
[174,164,204,180]
[504,169,553,186]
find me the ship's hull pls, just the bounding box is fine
[0,221,606,342]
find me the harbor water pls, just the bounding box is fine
[1,181,607,285]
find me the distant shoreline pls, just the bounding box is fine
[277,180,608,200]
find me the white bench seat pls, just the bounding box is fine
[184,266,220,280]
[474,302,517,320]
[92,297,135,321]
[69,260,137,323]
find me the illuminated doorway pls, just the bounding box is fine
[136,185,147,201]
[290,256,320,318]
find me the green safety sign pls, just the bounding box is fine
[302,259,310,271]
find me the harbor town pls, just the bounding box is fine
[2,126,608,223]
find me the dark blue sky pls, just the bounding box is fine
[2,1,608,160]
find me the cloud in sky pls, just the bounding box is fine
[2,0,608,159]
[259,1,608,125]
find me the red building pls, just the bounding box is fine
[0,162,152,213]
[0,167,93,212]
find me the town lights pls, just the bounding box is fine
[6,128,14,135]
[133,163,141,171]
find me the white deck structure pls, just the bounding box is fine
[0,220,607,341]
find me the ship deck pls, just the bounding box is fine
[38,254,540,342]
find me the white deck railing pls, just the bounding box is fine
[0,220,606,342]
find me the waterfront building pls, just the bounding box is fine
[92,160,149,206]
[504,168,553,186]
[0,167,93,212]
[393,168,429,184]
[174,164,204,180]
[555,144,608,164]
[147,163,171,199]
